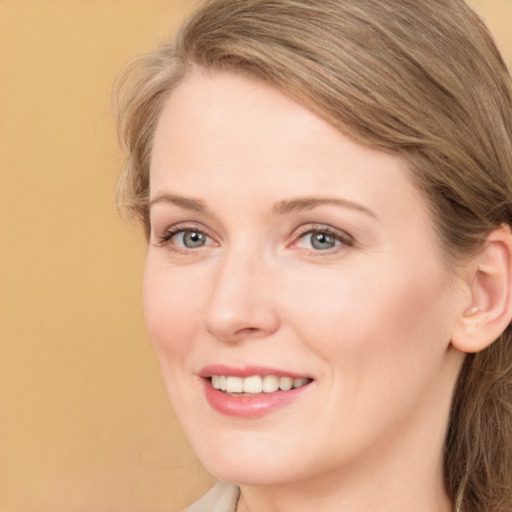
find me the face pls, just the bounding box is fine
[144,70,466,487]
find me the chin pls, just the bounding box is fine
[203,458,296,487]
[183,428,293,484]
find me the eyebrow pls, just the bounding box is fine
[149,193,207,213]
[149,193,377,218]
[273,196,377,218]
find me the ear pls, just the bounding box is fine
[451,225,512,353]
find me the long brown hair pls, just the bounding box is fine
[114,1,512,509]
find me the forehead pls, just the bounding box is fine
[150,70,414,201]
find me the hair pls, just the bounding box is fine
[114,0,512,510]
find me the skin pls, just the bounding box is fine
[144,70,469,512]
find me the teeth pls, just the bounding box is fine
[211,375,311,394]
[262,375,279,393]
[226,376,243,393]
[293,377,309,388]
[279,376,293,391]
[243,375,263,393]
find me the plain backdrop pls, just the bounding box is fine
[1,1,511,511]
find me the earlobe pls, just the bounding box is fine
[452,226,512,353]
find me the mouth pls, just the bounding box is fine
[199,366,314,417]
[210,374,312,395]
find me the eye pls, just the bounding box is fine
[302,233,340,251]
[175,230,208,248]
[155,226,215,250]
[293,225,353,253]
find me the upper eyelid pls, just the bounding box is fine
[154,221,212,238]
[293,223,354,241]
[152,223,217,249]
[153,230,217,258]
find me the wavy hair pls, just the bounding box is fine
[114,1,512,509]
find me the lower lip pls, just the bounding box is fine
[203,379,312,418]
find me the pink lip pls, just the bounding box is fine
[199,364,311,379]
[199,365,313,418]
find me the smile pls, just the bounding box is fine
[210,375,312,395]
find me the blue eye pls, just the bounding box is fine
[294,226,353,252]
[176,230,208,248]
[157,227,212,249]
[298,231,341,251]
[307,232,340,250]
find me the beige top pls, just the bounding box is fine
[187,481,240,512]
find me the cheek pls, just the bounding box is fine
[280,263,457,443]
[280,259,454,372]
[142,260,205,361]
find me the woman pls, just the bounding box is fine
[114,0,512,511]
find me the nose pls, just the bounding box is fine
[202,251,281,343]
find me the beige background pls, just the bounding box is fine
[1,1,511,511]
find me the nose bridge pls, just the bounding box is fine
[202,244,279,341]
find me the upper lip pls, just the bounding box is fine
[198,364,313,380]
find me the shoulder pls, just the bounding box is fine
[185,481,240,512]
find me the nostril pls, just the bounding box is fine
[237,326,265,336]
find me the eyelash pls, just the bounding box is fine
[153,223,354,254]
[292,225,354,253]
[155,223,213,248]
